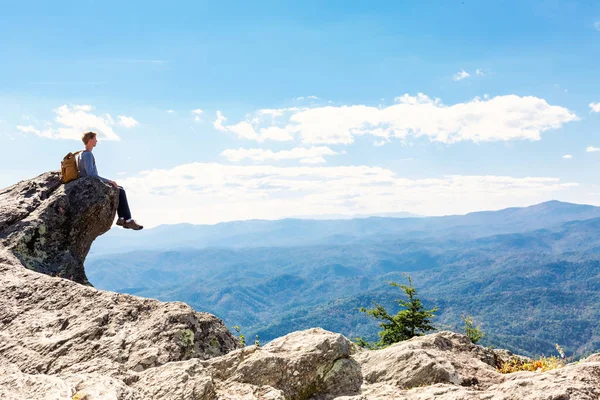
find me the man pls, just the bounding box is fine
[78,131,143,230]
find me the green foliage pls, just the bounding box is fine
[462,314,484,344]
[233,325,246,346]
[359,274,438,347]
[254,334,260,347]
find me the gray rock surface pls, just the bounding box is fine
[204,328,363,400]
[354,331,506,389]
[2,172,600,399]
[0,172,118,284]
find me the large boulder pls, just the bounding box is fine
[205,328,363,400]
[0,172,118,285]
[353,331,506,389]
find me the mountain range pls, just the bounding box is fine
[87,200,600,357]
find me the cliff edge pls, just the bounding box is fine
[0,171,117,284]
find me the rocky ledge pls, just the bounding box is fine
[0,171,118,284]
[1,173,600,399]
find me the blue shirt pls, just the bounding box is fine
[78,151,107,181]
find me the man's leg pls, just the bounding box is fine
[117,187,143,230]
[117,186,132,221]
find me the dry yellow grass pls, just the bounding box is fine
[498,356,565,374]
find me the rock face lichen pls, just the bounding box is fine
[0,171,118,285]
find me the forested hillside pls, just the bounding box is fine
[88,201,600,357]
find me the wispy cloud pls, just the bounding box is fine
[475,68,486,76]
[586,146,600,152]
[17,125,52,138]
[192,109,204,121]
[295,95,319,101]
[589,102,600,113]
[221,146,338,164]
[214,94,578,145]
[120,163,578,226]
[562,154,572,159]
[453,69,471,81]
[594,20,600,31]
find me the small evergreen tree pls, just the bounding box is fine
[462,314,484,344]
[359,274,438,347]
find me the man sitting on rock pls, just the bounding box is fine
[78,131,143,230]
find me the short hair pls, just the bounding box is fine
[82,131,97,145]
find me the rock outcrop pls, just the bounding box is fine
[0,172,117,284]
[2,173,600,399]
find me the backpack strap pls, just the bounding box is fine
[64,150,83,159]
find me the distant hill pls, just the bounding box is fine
[88,201,600,357]
[90,200,600,256]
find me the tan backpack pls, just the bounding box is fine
[61,151,82,184]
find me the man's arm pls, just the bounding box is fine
[81,152,116,186]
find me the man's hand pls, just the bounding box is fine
[109,180,118,188]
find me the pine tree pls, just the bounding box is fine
[360,274,438,347]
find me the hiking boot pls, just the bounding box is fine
[123,219,143,230]
[116,218,125,226]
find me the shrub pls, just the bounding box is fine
[358,274,438,348]
[462,314,484,344]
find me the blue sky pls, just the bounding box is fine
[1,0,600,226]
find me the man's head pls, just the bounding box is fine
[82,131,98,149]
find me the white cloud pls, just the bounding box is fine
[227,121,259,140]
[453,69,471,81]
[216,110,299,142]
[221,146,337,163]
[594,20,600,31]
[54,105,120,141]
[295,97,305,101]
[475,69,485,76]
[586,146,600,152]
[218,94,577,145]
[589,103,600,113]
[118,115,139,128]
[307,95,319,99]
[118,163,579,227]
[562,154,572,159]
[214,111,227,131]
[14,105,133,141]
[167,110,175,113]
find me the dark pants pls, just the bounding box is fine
[118,186,132,220]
